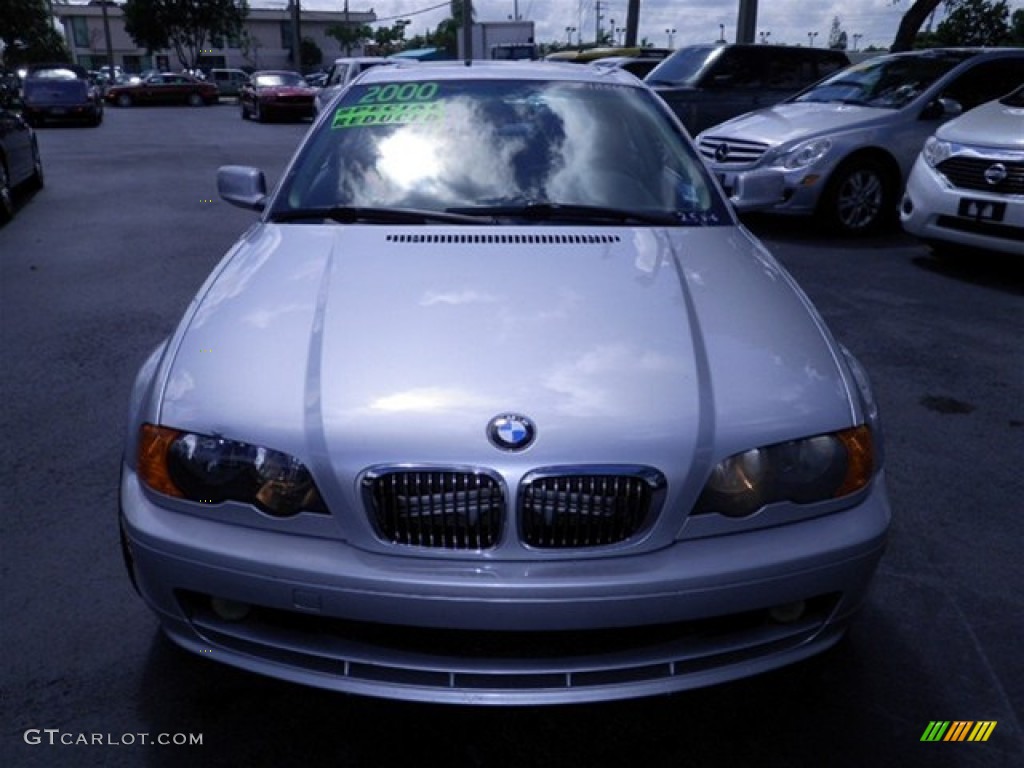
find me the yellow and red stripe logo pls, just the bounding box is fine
[920,721,997,742]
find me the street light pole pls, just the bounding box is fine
[665,28,676,47]
[807,31,818,47]
[853,33,862,51]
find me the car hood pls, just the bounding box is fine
[156,224,857,484]
[702,101,891,145]
[937,98,1024,149]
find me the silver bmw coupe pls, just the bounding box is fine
[119,62,892,705]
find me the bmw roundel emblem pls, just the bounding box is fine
[487,414,536,451]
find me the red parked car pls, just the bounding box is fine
[239,70,316,122]
[106,73,219,107]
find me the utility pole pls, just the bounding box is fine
[291,0,302,70]
[100,1,116,77]
[595,1,603,45]
[625,0,639,47]
[462,0,473,63]
[736,0,757,44]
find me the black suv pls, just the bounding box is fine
[645,44,850,134]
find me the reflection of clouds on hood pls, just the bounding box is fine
[353,97,526,207]
[543,343,683,416]
[190,227,279,329]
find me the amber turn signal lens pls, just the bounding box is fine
[138,424,185,498]
[835,425,874,497]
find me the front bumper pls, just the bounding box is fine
[901,156,1024,257]
[712,166,827,217]
[120,465,891,704]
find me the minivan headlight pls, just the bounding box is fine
[921,136,952,168]
[137,424,327,517]
[695,426,874,518]
[775,138,833,171]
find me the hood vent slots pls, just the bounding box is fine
[386,233,621,245]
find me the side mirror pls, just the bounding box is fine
[920,97,962,121]
[217,165,268,210]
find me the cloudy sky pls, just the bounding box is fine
[287,0,1024,51]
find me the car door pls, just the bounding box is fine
[0,107,33,184]
[693,47,767,134]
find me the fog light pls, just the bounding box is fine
[211,597,251,621]
[769,600,806,624]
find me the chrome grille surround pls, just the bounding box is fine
[363,468,505,550]
[937,150,1024,195]
[519,466,666,549]
[697,136,771,166]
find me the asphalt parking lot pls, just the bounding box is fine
[1,102,1021,768]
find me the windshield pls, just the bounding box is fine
[273,78,728,225]
[254,73,304,87]
[644,46,716,86]
[793,51,975,108]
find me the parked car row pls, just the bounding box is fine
[677,46,1022,250]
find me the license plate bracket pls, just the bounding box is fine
[957,198,1006,223]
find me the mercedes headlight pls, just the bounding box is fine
[921,136,952,168]
[774,138,833,171]
[137,424,327,517]
[696,426,874,518]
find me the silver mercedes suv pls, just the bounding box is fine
[697,48,1024,235]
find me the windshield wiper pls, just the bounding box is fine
[446,202,681,226]
[269,206,488,225]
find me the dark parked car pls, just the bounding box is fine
[239,70,316,122]
[106,73,219,107]
[22,73,103,127]
[645,44,850,134]
[0,97,44,225]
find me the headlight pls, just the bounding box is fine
[137,424,327,517]
[774,138,833,171]
[921,136,952,168]
[696,426,874,518]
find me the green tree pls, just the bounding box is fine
[1010,8,1024,45]
[121,0,248,71]
[890,0,946,51]
[0,0,70,66]
[933,0,1011,45]
[434,0,476,58]
[327,22,372,56]
[300,36,321,69]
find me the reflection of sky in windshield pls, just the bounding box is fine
[285,80,720,216]
[353,98,527,207]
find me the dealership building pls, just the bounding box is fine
[51,2,377,73]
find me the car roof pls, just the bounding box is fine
[355,60,643,87]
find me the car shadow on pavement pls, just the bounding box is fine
[913,252,1024,297]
